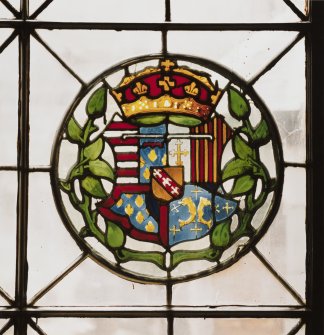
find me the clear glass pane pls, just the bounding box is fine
[0,5,14,19]
[0,172,16,299]
[0,33,18,166]
[258,167,306,300]
[173,252,298,306]
[168,31,299,82]
[171,0,300,23]
[292,0,309,15]
[8,0,19,10]
[0,296,9,305]
[174,318,301,335]
[29,37,81,166]
[37,258,166,306]
[37,0,165,22]
[296,324,306,334]
[3,326,14,335]
[0,320,12,333]
[39,318,167,335]
[254,40,306,163]
[28,173,81,300]
[36,30,162,82]
[29,0,45,15]
[27,325,38,335]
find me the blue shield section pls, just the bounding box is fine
[214,195,237,222]
[111,193,158,233]
[139,125,167,184]
[169,185,213,246]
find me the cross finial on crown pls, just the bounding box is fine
[161,59,175,71]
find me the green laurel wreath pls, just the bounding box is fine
[59,84,276,275]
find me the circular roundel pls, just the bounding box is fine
[52,54,284,283]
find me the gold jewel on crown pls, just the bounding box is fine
[111,59,222,121]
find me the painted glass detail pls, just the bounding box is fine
[53,56,283,283]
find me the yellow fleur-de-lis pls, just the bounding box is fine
[133,82,148,95]
[148,149,157,162]
[145,221,155,232]
[136,211,145,224]
[143,167,150,180]
[185,82,199,96]
[135,195,144,208]
[116,198,123,208]
[125,204,134,216]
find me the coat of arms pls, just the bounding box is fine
[53,56,282,282]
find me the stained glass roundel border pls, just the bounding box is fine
[51,54,284,284]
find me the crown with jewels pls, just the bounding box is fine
[111,59,222,122]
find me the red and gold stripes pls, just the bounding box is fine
[190,116,232,184]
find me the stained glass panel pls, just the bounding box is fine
[0,0,321,333]
[52,55,283,283]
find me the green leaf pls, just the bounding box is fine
[211,220,231,247]
[233,135,253,160]
[133,115,166,125]
[86,87,107,118]
[253,119,270,144]
[66,117,82,142]
[89,159,115,181]
[89,124,99,134]
[106,221,125,248]
[84,138,103,160]
[59,180,71,192]
[222,158,253,181]
[69,164,84,180]
[228,87,250,120]
[231,175,255,196]
[81,176,107,198]
[169,115,201,126]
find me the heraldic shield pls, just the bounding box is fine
[151,167,184,202]
[55,55,282,282]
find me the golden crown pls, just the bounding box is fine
[111,59,222,122]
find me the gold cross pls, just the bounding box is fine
[171,203,181,213]
[158,76,175,91]
[191,186,203,200]
[190,223,203,238]
[170,140,189,166]
[170,225,181,236]
[222,202,234,215]
[161,60,175,71]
